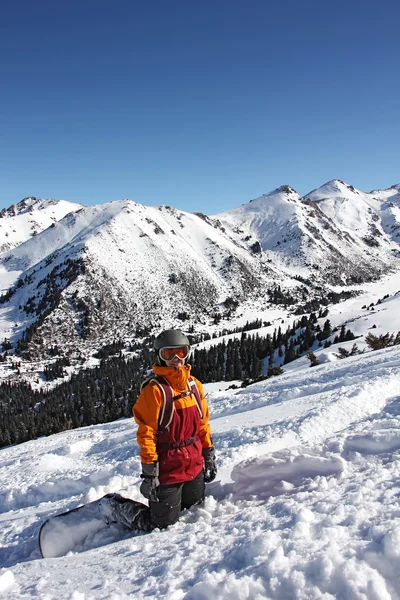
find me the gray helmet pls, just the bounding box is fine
[154,329,190,351]
[154,329,191,364]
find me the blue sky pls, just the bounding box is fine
[1,0,399,214]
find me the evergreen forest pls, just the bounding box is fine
[0,314,356,449]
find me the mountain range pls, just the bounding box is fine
[1,180,400,373]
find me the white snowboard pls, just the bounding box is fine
[39,494,148,558]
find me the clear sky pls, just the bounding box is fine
[1,0,399,215]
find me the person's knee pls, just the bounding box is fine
[150,500,180,529]
[181,473,205,510]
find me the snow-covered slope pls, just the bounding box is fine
[304,180,400,246]
[213,185,304,255]
[0,197,83,254]
[215,181,400,285]
[1,341,399,599]
[0,199,283,359]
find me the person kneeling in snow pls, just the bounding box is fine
[101,329,216,532]
[135,329,216,528]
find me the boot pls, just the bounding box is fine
[98,493,151,531]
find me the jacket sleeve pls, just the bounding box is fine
[194,378,214,449]
[132,383,164,464]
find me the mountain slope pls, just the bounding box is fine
[304,180,400,246]
[215,181,400,285]
[0,200,284,359]
[0,197,83,254]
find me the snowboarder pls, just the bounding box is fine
[100,329,216,532]
[38,330,216,556]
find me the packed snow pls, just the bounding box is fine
[1,340,400,598]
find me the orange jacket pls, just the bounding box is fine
[133,364,213,475]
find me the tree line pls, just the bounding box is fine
[1,313,355,449]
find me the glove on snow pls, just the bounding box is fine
[202,447,217,483]
[140,463,160,502]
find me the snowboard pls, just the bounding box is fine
[39,493,149,558]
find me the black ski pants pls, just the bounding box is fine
[149,470,205,529]
[99,472,205,532]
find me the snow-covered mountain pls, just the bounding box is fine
[215,181,400,285]
[0,181,400,367]
[0,199,282,361]
[0,197,83,254]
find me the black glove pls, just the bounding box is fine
[140,463,160,502]
[202,447,217,483]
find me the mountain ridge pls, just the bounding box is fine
[0,196,83,254]
[1,180,400,371]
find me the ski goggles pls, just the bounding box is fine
[159,346,190,361]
